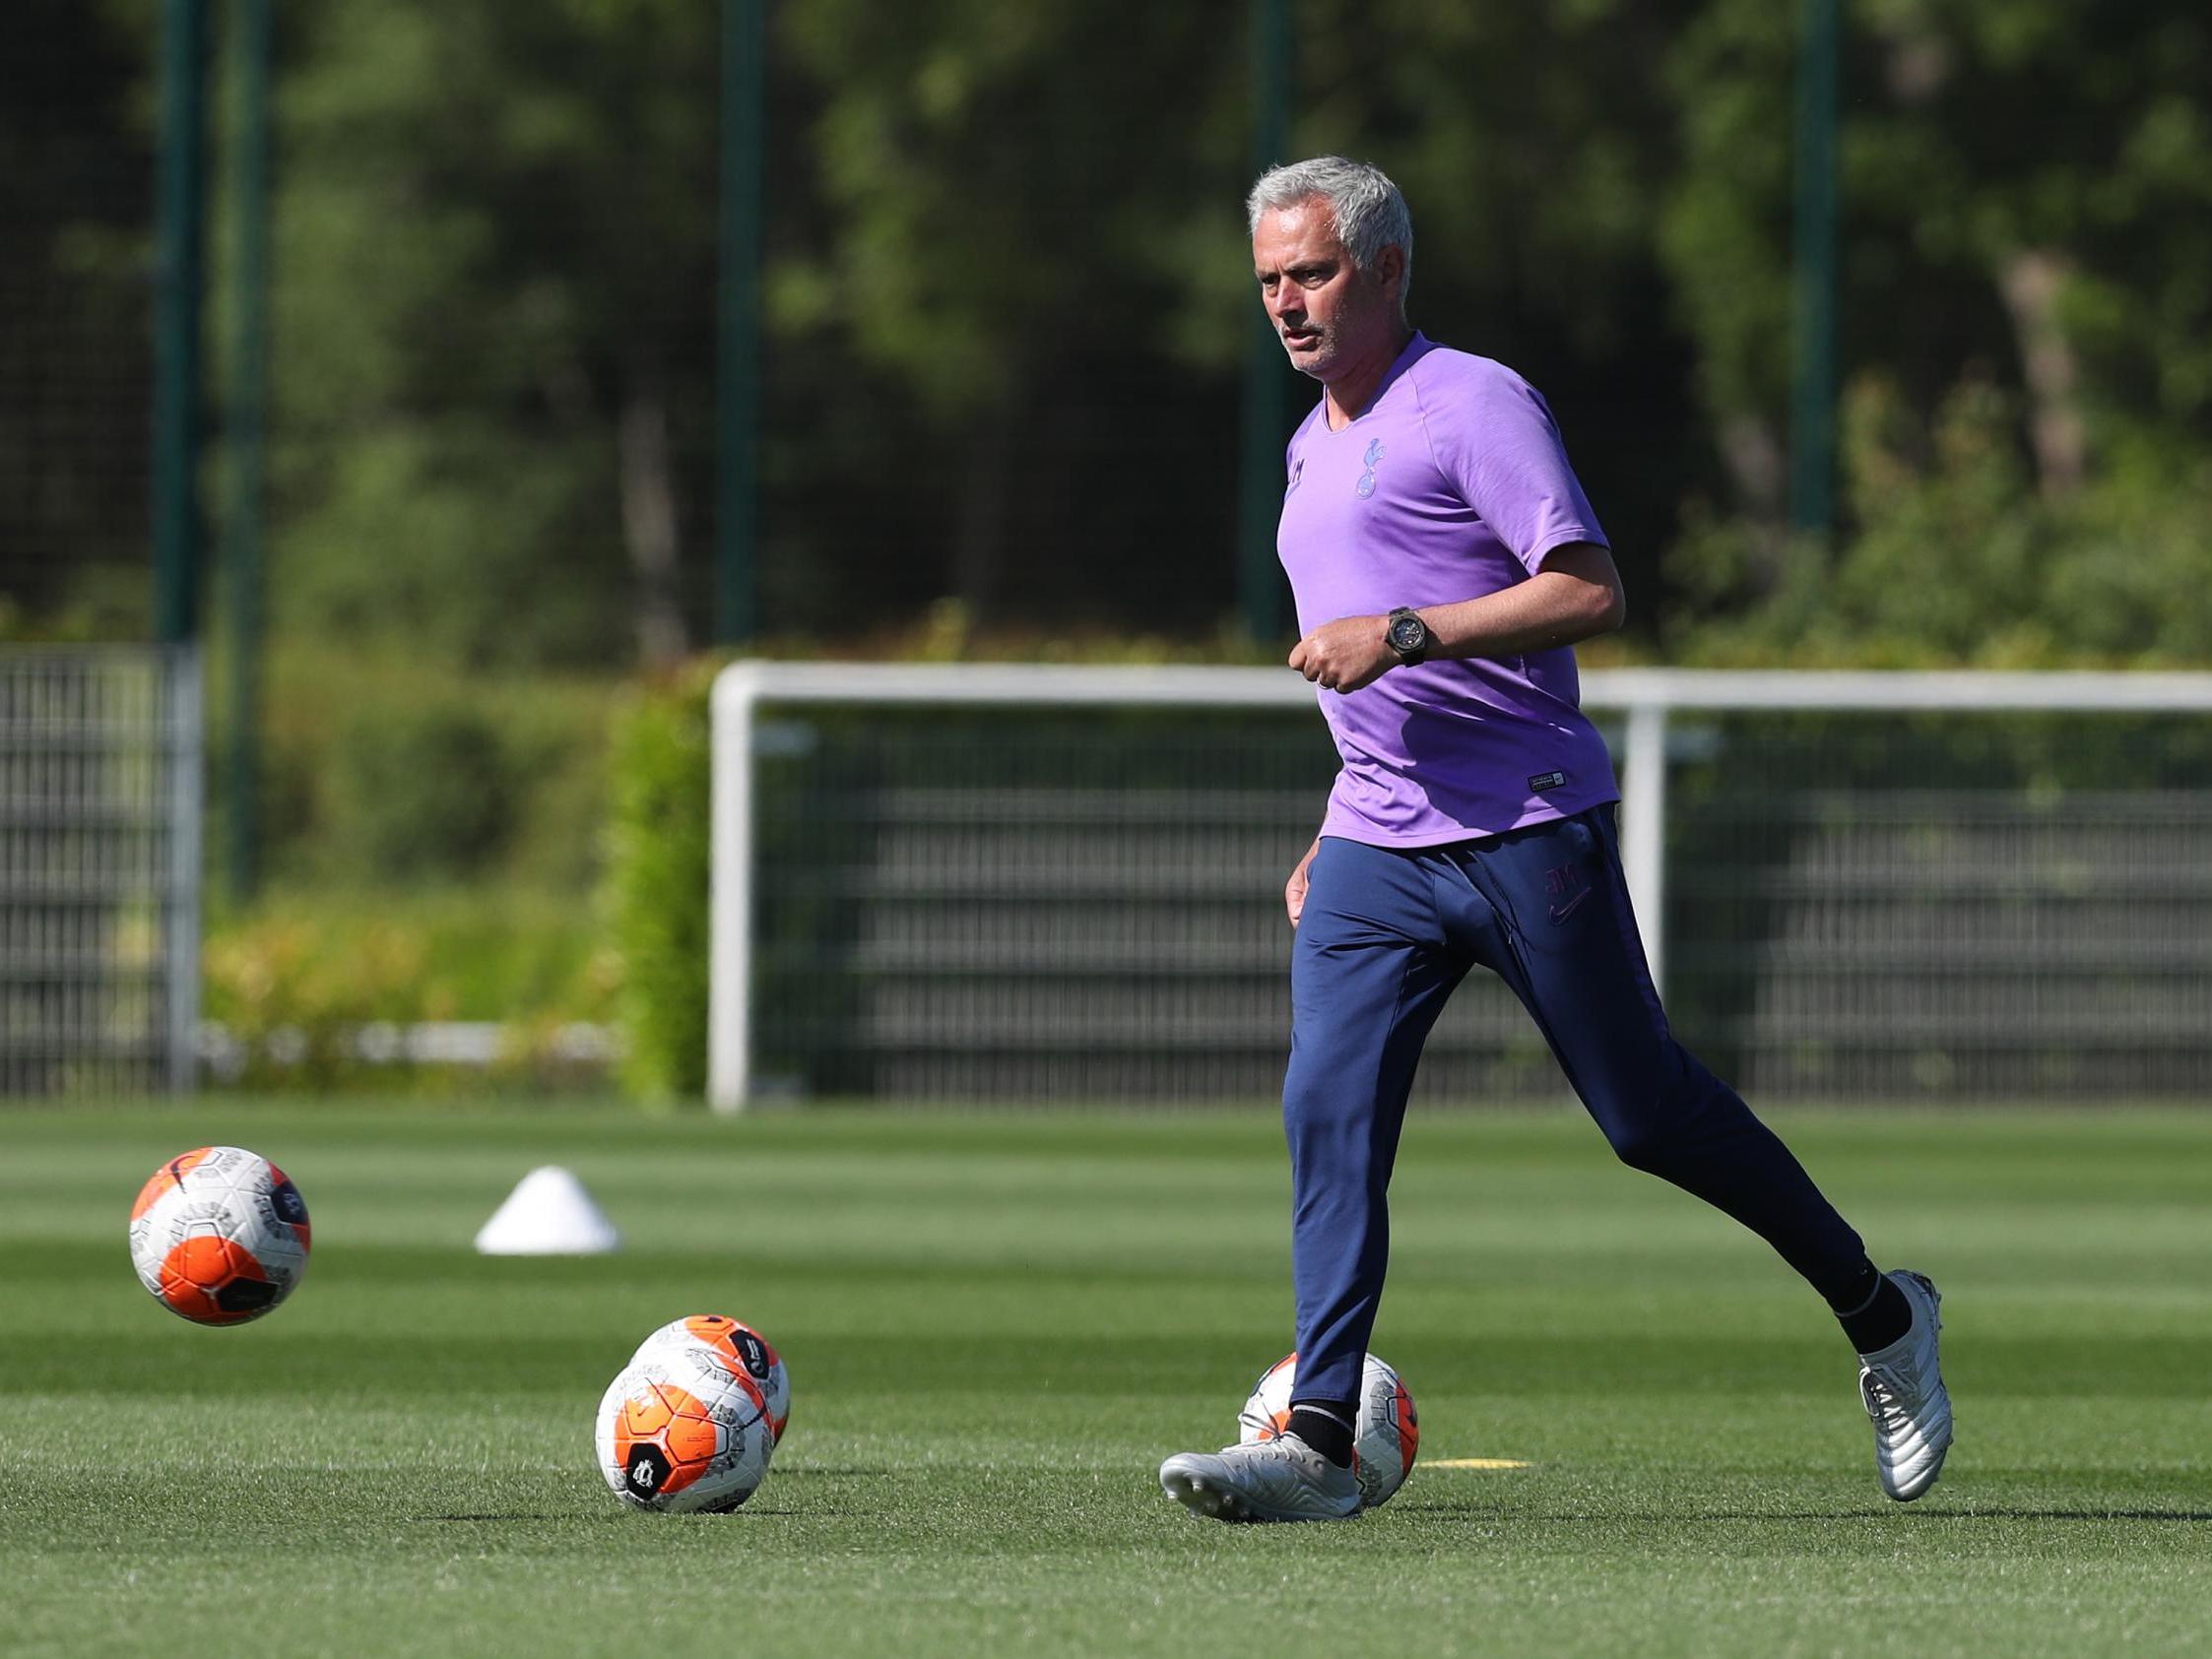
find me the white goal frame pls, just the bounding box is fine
[709,662,2212,1111]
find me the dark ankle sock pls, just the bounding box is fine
[1827,1261,1883,1316]
[1835,1269,1913,1353]
[1286,1402,1355,1467]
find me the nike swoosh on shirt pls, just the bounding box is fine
[1547,890,1592,925]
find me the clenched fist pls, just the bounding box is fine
[1288,614,1396,694]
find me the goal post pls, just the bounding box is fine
[709,662,1337,1112]
[709,662,2212,1113]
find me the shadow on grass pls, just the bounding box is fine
[1904,1508,2212,1524]
[410,1503,863,1522]
[1397,1503,2212,1524]
[720,1508,858,1517]
[411,1521,623,1530]
[407,1469,884,1523]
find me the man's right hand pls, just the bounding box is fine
[1285,838,1321,928]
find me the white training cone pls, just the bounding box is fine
[473,1166,622,1255]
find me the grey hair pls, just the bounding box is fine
[1247,156,1414,301]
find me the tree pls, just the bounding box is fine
[1659,0,2212,663]
[1268,0,1703,620]
[772,0,1251,623]
[0,0,157,638]
[271,0,720,668]
[1660,0,2212,528]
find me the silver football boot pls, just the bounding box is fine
[1857,1269,1953,1501]
[1158,1431,1361,1523]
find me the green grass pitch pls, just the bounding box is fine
[4,1102,2210,1656]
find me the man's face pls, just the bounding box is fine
[1251,198,1401,381]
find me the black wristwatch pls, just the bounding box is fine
[1385,606,1431,666]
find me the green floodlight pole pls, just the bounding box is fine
[1235,0,1293,644]
[153,0,210,645]
[1788,0,1841,542]
[221,0,272,903]
[715,0,766,645]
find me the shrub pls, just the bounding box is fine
[200,890,612,1093]
[328,703,516,879]
[601,665,715,1102]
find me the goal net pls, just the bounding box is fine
[710,663,2212,1110]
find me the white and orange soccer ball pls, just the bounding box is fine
[127,1146,311,1325]
[595,1344,774,1514]
[633,1314,791,1444]
[1237,1351,1420,1509]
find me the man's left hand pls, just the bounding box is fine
[1289,615,1397,693]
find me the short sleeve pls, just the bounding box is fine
[1418,362,1608,575]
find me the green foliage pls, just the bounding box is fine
[1673,371,2212,666]
[1657,0,2212,537]
[327,703,515,880]
[270,1,719,667]
[601,666,715,1102]
[777,1,1243,417]
[193,643,620,1092]
[1296,0,1678,365]
[1659,0,1796,427]
[0,0,161,634]
[253,640,613,892]
[21,0,2212,663]
[200,888,610,1093]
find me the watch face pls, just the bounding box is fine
[1390,615,1424,652]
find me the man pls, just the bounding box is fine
[1158,157,1950,1523]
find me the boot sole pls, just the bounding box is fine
[1158,1466,1357,1523]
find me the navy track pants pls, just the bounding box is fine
[1283,806,1869,1406]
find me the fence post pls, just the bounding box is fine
[166,646,204,1092]
[1789,0,1841,542]
[1235,0,1293,644]
[715,0,766,645]
[153,0,209,646]
[221,0,272,904]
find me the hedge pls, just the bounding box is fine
[602,665,715,1102]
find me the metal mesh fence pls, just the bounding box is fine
[0,648,200,1095]
[0,9,156,637]
[748,706,1560,1103]
[0,6,1257,658]
[1663,712,2212,1101]
[741,695,2212,1105]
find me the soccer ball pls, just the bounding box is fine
[595,1344,773,1513]
[127,1146,311,1325]
[633,1314,790,1444]
[1237,1351,1420,1509]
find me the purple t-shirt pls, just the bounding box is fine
[1278,333,1620,846]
